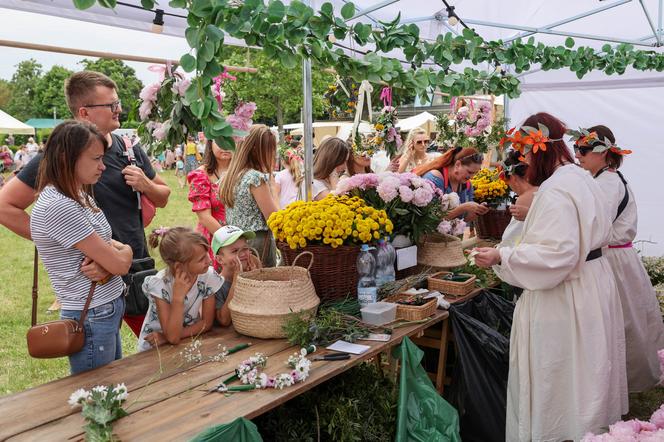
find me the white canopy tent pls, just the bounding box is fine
[1,0,662,253]
[0,109,35,135]
[397,111,437,134]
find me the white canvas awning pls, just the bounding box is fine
[397,111,437,134]
[0,109,35,135]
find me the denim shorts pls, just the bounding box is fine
[60,295,125,375]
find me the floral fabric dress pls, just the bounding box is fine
[137,267,223,352]
[188,169,226,270]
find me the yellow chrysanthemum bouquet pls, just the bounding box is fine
[268,195,394,250]
[470,168,510,207]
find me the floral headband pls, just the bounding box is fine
[500,123,564,155]
[499,149,528,180]
[278,143,303,162]
[352,132,375,157]
[154,226,170,237]
[567,128,632,155]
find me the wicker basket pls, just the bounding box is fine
[277,242,360,302]
[427,271,477,298]
[229,252,320,339]
[417,233,467,268]
[475,208,512,239]
[384,293,438,321]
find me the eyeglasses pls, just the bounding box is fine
[83,100,122,113]
[459,153,483,163]
[574,146,593,156]
[415,139,430,145]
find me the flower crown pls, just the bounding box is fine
[500,123,564,155]
[499,149,528,180]
[278,144,303,162]
[352,132,375,157]
[566,128,632,156]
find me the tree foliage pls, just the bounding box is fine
[0,80,11,110]
[221,47,332,132]
[33,65,74,119]
[5,59,43,121]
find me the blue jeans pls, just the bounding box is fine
[60,296,125,375]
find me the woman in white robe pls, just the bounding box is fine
[573,125,664,392]
[474,113,628,442]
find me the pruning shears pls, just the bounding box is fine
[311,352,351,362]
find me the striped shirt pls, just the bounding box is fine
[30,186,124,310]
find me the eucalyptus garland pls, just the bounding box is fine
[73,0,664,150]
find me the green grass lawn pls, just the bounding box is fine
[1,169,662,423]
[0,169,196,395]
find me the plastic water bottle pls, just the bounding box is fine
[375,239,396,289]
[357,244,377,308]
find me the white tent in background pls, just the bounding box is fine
[277,121,373,146]
[2,0,662,253]
[0,109,35,135]
[397,112,437,134]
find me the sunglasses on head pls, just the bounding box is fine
[459,153,483,163]
[415,139,430,145]
[574,145,593,156]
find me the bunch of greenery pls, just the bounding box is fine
[642,256,664,288]
[253,362,397,442]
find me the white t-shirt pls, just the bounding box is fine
[30,186,124,310]
[299,178,330,200]
[138,267,223,352]
[275,168,299,208]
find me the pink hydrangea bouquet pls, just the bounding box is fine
[336,171,458,244]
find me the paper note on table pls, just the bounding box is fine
[326,340,371,355]
[396,245,417,270]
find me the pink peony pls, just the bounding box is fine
[399,185,414,203]
[138,101,153,121]
[377,176,400,202]
[650,404,664,429]
[410,177,427,188]
[226,114,251,132]
[437,220,452,235]
[399,172,417,186]
[234,101,257,119]
[173,78,190,97]
[609,419,641,437]
[412,186,433,207]
[151,122,168,141]
[139,82,160,103]
[452,219,467,236]
[639,429,664,441]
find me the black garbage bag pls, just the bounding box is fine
[448,289,515,442]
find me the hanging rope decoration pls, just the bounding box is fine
[352,80,373,139]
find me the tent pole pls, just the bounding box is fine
[0,39,257,73]
[659,0,663,43]
[302,2,314,202]
[504,0,632,43]
[638,0,662,46]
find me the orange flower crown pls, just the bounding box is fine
[566,128,632,156]
[499,123,563,155]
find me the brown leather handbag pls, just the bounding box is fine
[26,249,97,359]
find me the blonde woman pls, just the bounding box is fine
[300,137,349,201]
[397,127,438,173]
[219,125,278,266]
[275,147,303,209]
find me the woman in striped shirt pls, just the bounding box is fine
[30,121,133,374]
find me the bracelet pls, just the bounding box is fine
[98,275,111,285]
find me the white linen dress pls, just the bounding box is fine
[595,169,664,392]
[493,164,628,442]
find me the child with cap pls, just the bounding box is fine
[211,225,262,326]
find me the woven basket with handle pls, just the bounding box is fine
[417,233,467,269]
[475,208,512,239]
[427,271,477,298]
[383,293,437,321]
[229,252,319,339]
[277,242,360,302]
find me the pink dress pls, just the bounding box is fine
[187,169,226,270]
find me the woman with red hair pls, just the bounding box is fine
[573,125,664,393]
[414,146,488,220]
[474,113,627,441]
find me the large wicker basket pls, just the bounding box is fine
[475,208,512,239]
[229,252,320,339]
[427,271,477,298]
[383,293,438,321]
[278,242,360,302]
[417,233,467,268]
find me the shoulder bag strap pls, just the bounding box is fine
[77,282,98,330]
[31,248,39,326]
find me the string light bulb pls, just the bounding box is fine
[446,5,459,26]
[152,9,164,34]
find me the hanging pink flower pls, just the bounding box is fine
[226,114,251,132]
[139,101,153,121]
[139,82,160,103]
[152,122,168,141]
[235,101,257,119]
[173,78,191,97]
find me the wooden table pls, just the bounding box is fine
[0,310,448,441]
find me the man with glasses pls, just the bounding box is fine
[0,71,171,337]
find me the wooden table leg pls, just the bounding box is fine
[436,318,450,394]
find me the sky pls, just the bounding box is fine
[0,8,191,85]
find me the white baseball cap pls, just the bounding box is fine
[211,225,256,255]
